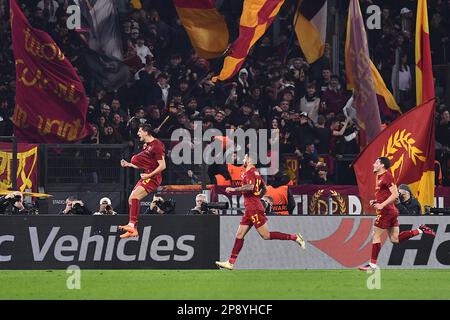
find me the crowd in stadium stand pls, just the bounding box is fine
[0,0,449,185]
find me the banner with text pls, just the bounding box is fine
[211,185,450,215]
[0,215,219,269]
[10,0,88,143]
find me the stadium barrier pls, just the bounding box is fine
[0,215,219,269]
[220,216,450,269]
[1,215,450,269]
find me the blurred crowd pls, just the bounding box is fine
[0,0,449,185]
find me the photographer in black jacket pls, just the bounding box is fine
[395,184,422,215]
[145,194,176,214]
[59,196,92,215]
[189,194,216,215]
[0,191,27,215]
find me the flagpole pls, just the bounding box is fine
[282,0,302,64]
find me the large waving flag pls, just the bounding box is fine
[294,0,327,64]
[10,0,88,143]
[371,62,402,115]
[345,0,381,145]
[345,1,401,122]
[77,0,124,60]
[76,0,130,91]
[415,0,435,104]
[354,99,435,214]
[174,0,229,59]
[212,0,285,82]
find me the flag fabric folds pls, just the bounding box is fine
[353,99,435,214]
[0,143,38,192]
[212,0,285,82]
[415,0,435,104]
[76,0,130,91]
[345,0,381,145]
[294,0,327,64]
[370,62,402,115]
[81,47,131,91]
[10,0,88,143]
[174,0,229,59]
[78,0,124,60]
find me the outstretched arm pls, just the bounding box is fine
[121,159,139,169]
[225,184,254,193]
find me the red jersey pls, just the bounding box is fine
[374,171,398,214]
[131,139,165,175]
[241,167,265,212]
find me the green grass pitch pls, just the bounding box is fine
[1,269,449,300]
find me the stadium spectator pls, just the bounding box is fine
[313,165,333,185]
[321,75,348,116]
[0,0,449,187]
[299,82,320,124]
[299,141,324,184]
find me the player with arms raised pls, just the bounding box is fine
[358,157,435,271]
[119,124,166,238]
[216,154,305,270]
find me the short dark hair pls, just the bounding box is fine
[378,157,391,169]
[139,123,153,135]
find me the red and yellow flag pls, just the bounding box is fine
[174,0,229,59]
[345,0,381,145]
[294,0,327,64]
[345,1,401,121]
[353,99,435,214]
[10,0,88,143]
[0,143,38,192]
[212,0,285,82]
[415,0,435,104]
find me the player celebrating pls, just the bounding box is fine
[119,124,166,238]
[216,154,305,270]
[358,157,435,271]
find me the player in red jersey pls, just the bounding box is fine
[358,157,435,271]
[118,124,166,238]
[215,154,305,270]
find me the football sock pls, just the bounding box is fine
[398,229,420,243]
[129,199,140,226]
[370,242,381,265]
[229,238,244,264]
[269,232,297,241]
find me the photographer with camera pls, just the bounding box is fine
[395,184,421,215]
[93,197,117,215]
[59,196,92,215]
[145,194,176,214]
[0,191,27,215]
[189,194,217,215]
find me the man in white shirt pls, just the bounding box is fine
[135,38,153,64]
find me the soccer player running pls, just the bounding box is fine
[216,154,306,270]
[358,157,435,271]
[119,124,166,238]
